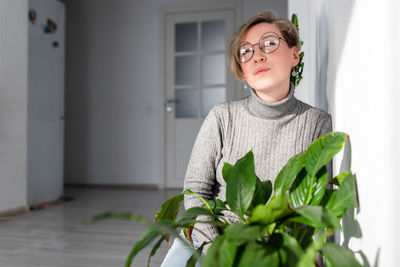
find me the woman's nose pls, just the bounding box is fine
[253,45,266,62]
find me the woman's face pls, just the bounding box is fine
[240,23,299,101]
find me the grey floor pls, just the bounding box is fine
[0,187,181,267]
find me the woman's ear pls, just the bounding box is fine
[291,46,300,67]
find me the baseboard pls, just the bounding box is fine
[0,206,29,218]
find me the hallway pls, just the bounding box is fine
[0,187,180,266]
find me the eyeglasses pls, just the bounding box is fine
[239,32,285,63]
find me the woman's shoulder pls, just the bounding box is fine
[202,97,250,129]
[207,97,249,118]
[295,98,331,122]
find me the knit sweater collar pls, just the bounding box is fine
[248,83,298,119]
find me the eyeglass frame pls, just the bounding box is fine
[238,32,286,63]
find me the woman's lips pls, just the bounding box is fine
[254,67,270,75]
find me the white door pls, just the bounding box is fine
[28,0,65,205]
[165,9,235,188]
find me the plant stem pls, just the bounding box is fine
[187,191,215,216]
[298,228,308,245]
[292,222,300,239]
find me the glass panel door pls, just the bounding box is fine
[165,9,235,188]
[173,19,228,119]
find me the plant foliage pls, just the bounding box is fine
[87,132,366,266]
[290,13,305,87]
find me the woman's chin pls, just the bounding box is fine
[251,83,276,93]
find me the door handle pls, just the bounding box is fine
[164,98,180,112]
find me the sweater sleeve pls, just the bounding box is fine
[314,112,333,179]
[183,107,224,251]
[316,112,332,139]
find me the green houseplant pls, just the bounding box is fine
[87,132,366,267]
[290,13,304,87]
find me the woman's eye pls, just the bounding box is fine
[240,48,253,54]
[263,41,277,47]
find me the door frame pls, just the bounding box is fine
[157,1,243,189]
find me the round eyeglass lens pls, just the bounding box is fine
[239,44,253,63]
[259,32,280,53]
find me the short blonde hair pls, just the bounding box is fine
[228,10,299,80]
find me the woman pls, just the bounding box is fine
[161,10,331,266]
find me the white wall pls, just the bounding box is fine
[290,0,400,265]
[65,0,287,186]
[27,0,65,205]
[0,0,28,212]
[243,0,287,20]
[333,1,399,265]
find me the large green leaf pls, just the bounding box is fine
[125,224,163,267]
[236,241,279,267]
[319,188,335,207]
[286,215,315,229]
[329,170,351,186]
[202,235,237,267]
[310,166,328,206]
[85,211,150,225]
[294,206,341,230]
[146,236,165,267]
[155,193,184,222]
[249,178,272,212]
[217,239,238,267]
[321,243,362,267]
[125,220,191,266]
[224,224,267,245]
[325,172,358,217]
[269,233,304,266]
[248,193,292,225]
[226,151,257,219]
[305,132,347,177]
[86,212,180,267]
[289,168,315,208]
[222,162,233,183]
[175,207,214,225]
[274,151,305,196]
[186,243,205,267]
[202,236,224,267]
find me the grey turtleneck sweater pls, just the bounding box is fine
[183,85,332,248]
